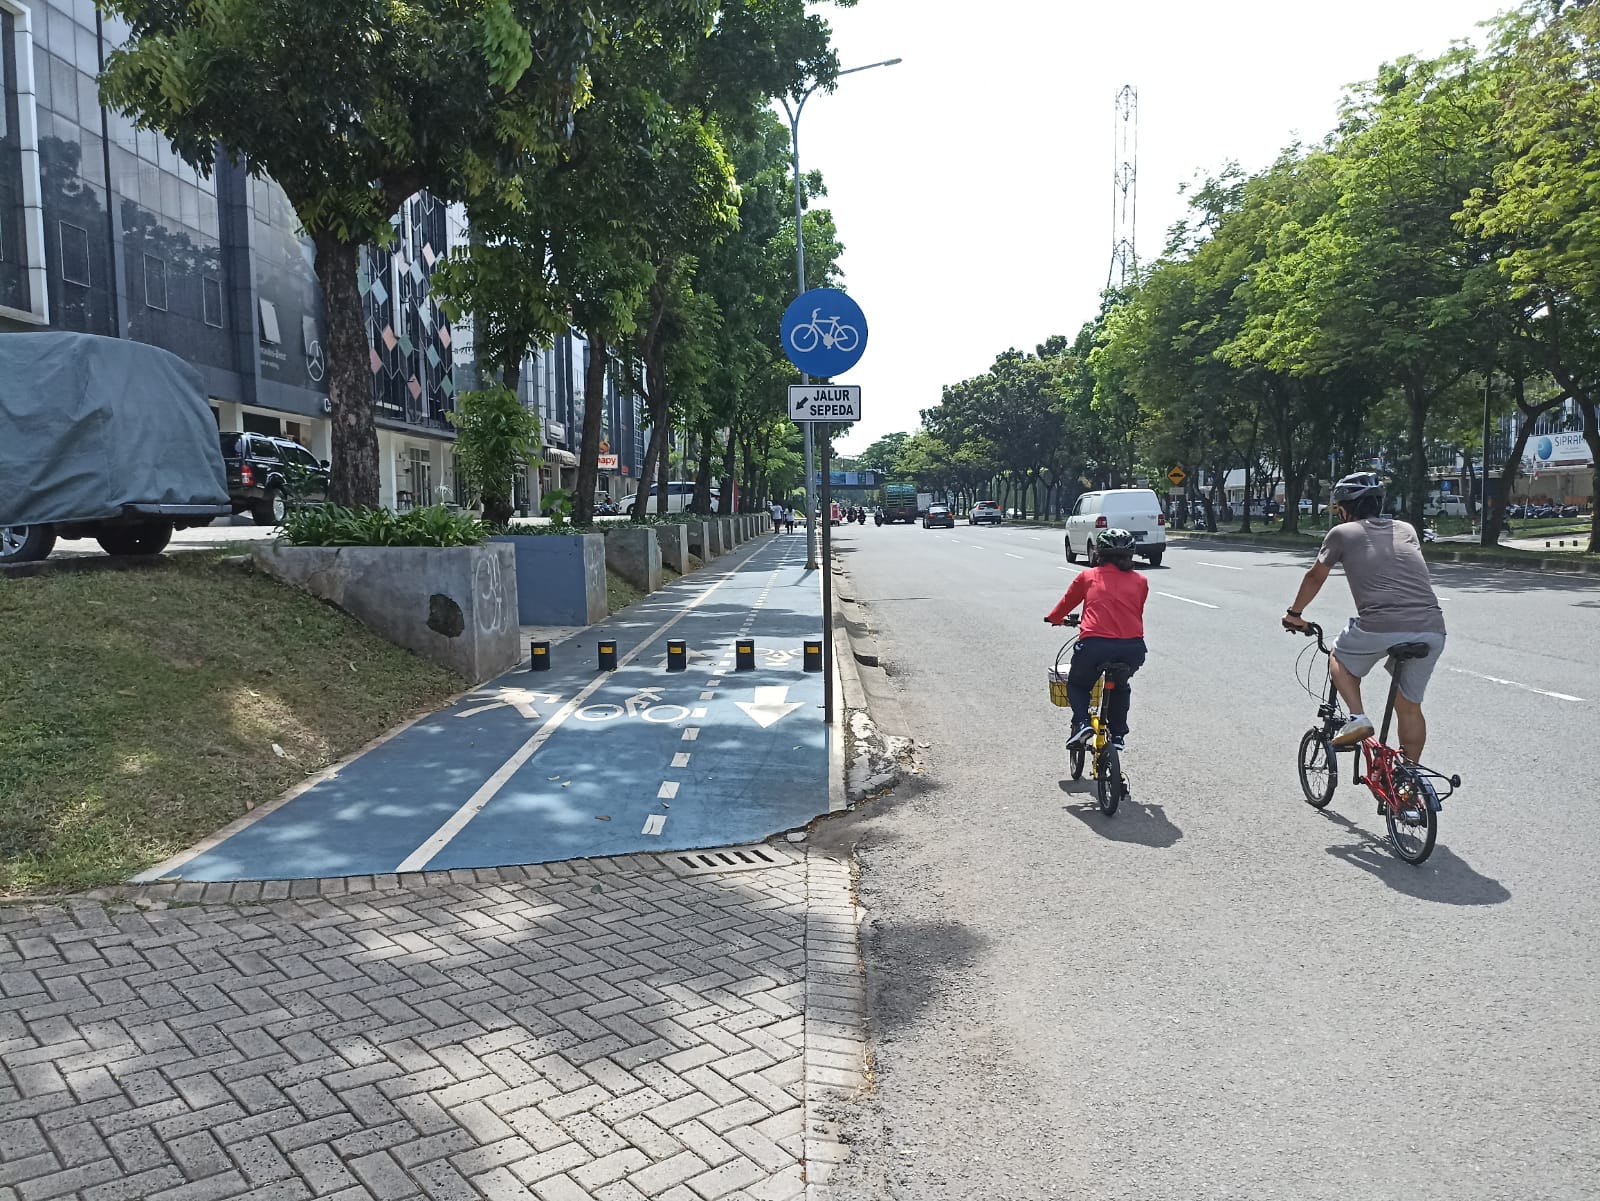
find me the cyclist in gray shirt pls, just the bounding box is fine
[1281,473,1446,760]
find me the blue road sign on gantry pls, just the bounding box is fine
[781,288,868,377]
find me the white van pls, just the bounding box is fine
[1065,488,1166,567]
[620,481,721,514]
[1423,494,1468,518]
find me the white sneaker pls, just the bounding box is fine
[1066,725,1092,749]
[1332,715,1375,747]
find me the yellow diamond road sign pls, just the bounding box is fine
[1167,466,1187,487]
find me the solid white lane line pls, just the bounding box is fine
[672,752,691,768]
[642,814,667,835]
[393,540,773,873]
[1197,561,1243,571]
[1158,591,1219,609]
[1447,667,1584,703]
[683,728,700,741]
[658,781,680,799]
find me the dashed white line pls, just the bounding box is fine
[1005,553,1024,559]
[699,691,715,701]
[682,728,700,741]
[641,814,667,836]
[1447,667,1583,703]
[657,781,680,799]
[1197,561,1243,571]
[671,752,691,768]
[1157,591,1219,609]
[691,707,708,719]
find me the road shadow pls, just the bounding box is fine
[859,916,988,1038]
[1057,781,1184,847]
[1315,804,1510,905]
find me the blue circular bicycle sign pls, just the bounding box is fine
[781,288,868,377]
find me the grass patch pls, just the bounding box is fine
[0,554,462,896]
[606,570,646,614]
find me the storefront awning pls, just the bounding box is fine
[543,448,578,468]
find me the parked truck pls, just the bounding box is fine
[881,482,919,524]
[916,492,934,517]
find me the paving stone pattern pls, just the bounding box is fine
[0,849,865,1201]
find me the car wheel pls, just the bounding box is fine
[1145,549,1164,568]
[254,487,287,525]
[96,523,173,557]
[1065,534,1077,563]
[0,524,57,563]
[1087,540,1100,567]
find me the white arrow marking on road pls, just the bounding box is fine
[456,688,562,720]
[624,689,663,717]
[735,686,804,729]
[642,814,667,836]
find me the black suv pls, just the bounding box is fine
[220,433,331,524]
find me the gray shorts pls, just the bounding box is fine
[1332,621,1446,704]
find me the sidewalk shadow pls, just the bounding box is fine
[1057,781,1183,848]
[1315,805,1510,905]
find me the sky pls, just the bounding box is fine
[800,0,1512,457]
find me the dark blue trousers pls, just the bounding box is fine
[1068,637,1147,738]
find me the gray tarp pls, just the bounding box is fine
[0,332,229,527]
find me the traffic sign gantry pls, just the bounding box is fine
[1167,466,1187,487]
[780,288,868,378]
[789,384,861,423]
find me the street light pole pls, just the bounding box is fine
[781,57,901,571]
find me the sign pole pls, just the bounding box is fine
[801,372,817,570]
[821,425,834,724]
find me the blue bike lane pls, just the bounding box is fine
[140,534,828,882]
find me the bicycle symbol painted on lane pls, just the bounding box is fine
[575,687,694,725]
[787,308,860,355]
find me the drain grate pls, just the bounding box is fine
[665,844,788,877]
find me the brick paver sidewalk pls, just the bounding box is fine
[0,848,864,1201]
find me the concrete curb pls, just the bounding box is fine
[830,560,915,805]
[802,850,868,1200]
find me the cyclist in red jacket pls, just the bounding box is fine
[1044,529,1149,750]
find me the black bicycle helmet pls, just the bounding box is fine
[1331,471,1386,518]
[1097,528,1137,562]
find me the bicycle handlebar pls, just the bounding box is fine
[1284,619,1329,654]
[1043,614,1082,627]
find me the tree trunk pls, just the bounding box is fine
[1576,393,1600,554]
[692,426,715,514]
[1404,381,1429,539]
[313,234,380,508]
[718,428,737,515]
[655,407,670,516]
[572,332,608,527]
[631,349,669,522]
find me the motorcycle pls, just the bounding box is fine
[855,508,867,525]
[874,510,884,526]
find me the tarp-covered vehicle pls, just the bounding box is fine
[0,332,231,563]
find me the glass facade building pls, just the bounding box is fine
[0,0,647,511]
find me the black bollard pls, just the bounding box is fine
[736,639,755,671]
[803,639,823,672]
[529,640,550,671]
[598,639,617,671]
[667,639,688,671]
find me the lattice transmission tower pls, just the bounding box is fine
[1106,84,1139,292]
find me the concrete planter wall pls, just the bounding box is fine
[721,517,740,547]
[656,523,690,574]
[253,543,520,684]
[689,520,719,561]
[603,527,661,594]
[489,532,608,626]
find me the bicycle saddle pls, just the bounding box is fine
[1387,641,1432,660]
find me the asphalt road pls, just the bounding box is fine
[817,521,1599,1201]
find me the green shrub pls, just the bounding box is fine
[280,504,488,547]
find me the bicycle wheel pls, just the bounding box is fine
[1296,729,1337,808]
[1069,744,1085,780]
[1095,746,1121,816]
[833,323,860,352]
[1386,765,1438,865]
[789,323,819,353]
